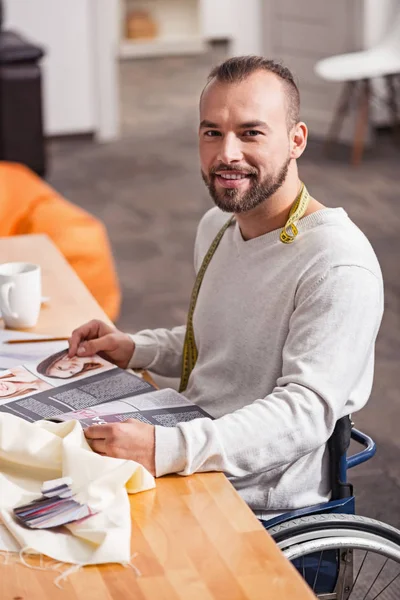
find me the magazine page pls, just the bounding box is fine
[0,330,68,371]
[0,365,53,405]
[0,342,210,428]
[24,346,116,387]
[0,347,154,422]
[50,388,213,428]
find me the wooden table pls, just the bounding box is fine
[0,234,315,599]
[0,234,112,335]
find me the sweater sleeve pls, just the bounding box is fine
[128,325,186,377]
[155,265,383,478]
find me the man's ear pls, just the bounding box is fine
[290,122,308,160]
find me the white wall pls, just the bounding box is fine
[364,0,399,46]
[364,0,400,124]
[200,0,263,55]
[6,0,95,136]
[200,0,236,40]
[229,0,263,56]
[92,0,120,141]
[5,0,119,140]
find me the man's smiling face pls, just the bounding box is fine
[199,70,293,214]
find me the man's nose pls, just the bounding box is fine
[217,133,243,164]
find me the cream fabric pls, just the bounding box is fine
[0,414,155,564]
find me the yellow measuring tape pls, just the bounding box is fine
[179,215,234,392]
[179,183,311,392]
[280,183,310,244]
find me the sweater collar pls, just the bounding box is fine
[233,208,348,252]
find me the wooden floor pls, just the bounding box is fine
[48,46,400,529]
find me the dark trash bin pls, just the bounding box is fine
[0,16,46,176]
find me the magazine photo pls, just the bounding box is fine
[0,344,211,427]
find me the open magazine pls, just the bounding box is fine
[0,343,211,428]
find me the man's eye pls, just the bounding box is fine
[204,130,221,137]
[243,130,262,137]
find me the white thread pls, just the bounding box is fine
[54,563,84,589]
[12,547,140,588]
[14,550,83,587]
[122,552,141,577]
[19,547,47,570]
[49,560,65,574]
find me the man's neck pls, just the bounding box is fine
[235,176,325,241]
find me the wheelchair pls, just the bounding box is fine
[262,417,400,599]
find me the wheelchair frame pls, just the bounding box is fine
[263,418,383,598]
[264,417,377,529]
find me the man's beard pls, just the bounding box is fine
[202,156,291,214]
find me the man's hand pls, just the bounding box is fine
[84,420,156,476]
[68,319,135,369]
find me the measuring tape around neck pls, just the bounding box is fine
[179,183,310,392]
[179,215,234,392]
[280,183,311,244]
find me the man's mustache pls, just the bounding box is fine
[209,164,258,176]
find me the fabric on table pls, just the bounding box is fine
[0,414,155,565]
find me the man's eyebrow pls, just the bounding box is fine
[199,120,219,129]
[239,120,269,129]
[199,119,270,130]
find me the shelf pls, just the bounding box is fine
[119,35,206,58]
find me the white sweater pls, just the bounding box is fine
[130,207,383,519]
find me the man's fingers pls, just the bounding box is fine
[76,337,102,357]
[76,333,119,358]
[68,320,102,357]
[85,424,120,456]
[68,331,83,357]
[87,438,107,454]
[85,424,111,439]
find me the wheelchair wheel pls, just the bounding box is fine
[267,514,400,599]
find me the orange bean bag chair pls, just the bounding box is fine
[0,162,121,321]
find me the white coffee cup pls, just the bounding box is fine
[0,262,42,328]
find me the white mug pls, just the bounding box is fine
[0,262,42,328]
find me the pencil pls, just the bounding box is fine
[4,337,69,345]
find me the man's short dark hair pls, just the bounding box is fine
[205,56,300,129]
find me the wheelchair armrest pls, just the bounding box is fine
[347,428,376,469]
[262,425,375,531]
[262,497,355,529]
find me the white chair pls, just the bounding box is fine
[315,8,400,165]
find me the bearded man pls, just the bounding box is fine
[68,56,383,522]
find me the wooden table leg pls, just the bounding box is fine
[351,79,370,166]
[325,81,355,155]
